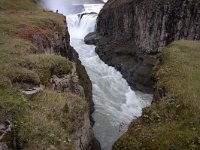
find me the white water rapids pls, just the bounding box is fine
[42,1,152,150]
[67,4,152,150]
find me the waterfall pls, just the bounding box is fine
[67,4,103,39]
[67,13,97,39]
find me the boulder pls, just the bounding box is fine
[84,32,100,45]
[21,87,43,96]
[51,74,85,97]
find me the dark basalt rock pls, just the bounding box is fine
[78,12,98,19]
[95,0,200,93]
[84,32,100,45]
[68,46,101,150]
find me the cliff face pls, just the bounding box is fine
[96,0,200,93]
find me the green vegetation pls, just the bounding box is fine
[113,40,200,150]
[19,54,72,85]
[0,0,86,149]
[0,0,39,10]
[18,90,87,150]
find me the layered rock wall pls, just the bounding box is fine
[96,0,200,92]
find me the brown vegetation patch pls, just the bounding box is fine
[18,24,54,48]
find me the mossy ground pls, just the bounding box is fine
[18,90,87,150]
[0,0,86,149]
[113,40,200,150]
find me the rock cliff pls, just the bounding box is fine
[95,0,200,93]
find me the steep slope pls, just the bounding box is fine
[113,40,200,150]
[0,0,99,149]
[95,0,200,93]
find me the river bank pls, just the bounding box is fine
[113,40,200,150]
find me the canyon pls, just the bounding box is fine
[0,0,200,150]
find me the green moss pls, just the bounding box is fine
[113,40,200,150]
[40,69,51,85]
[0,0,39,10]
[0,84,27,121]
[20,54,72,85]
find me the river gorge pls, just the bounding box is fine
[41,1,152,149]
[0,0,199,150]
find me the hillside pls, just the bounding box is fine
[113,40,200,150]
[0,0,97,149]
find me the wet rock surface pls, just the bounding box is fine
[95,0,200,93]
[84,32,100,45]
[72,113,101,150]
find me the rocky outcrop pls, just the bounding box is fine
[0,121,16,150]
[21,87,44,96]
[84,32,100,45]
[95,0,200,93]
[19,17,71,57]
[50,69,85,97]
[72,112,100,150]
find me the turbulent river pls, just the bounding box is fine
[67,4,152,150]
[43,2,152,150]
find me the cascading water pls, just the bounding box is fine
[41,1,152,149]
[67,4,152,150]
